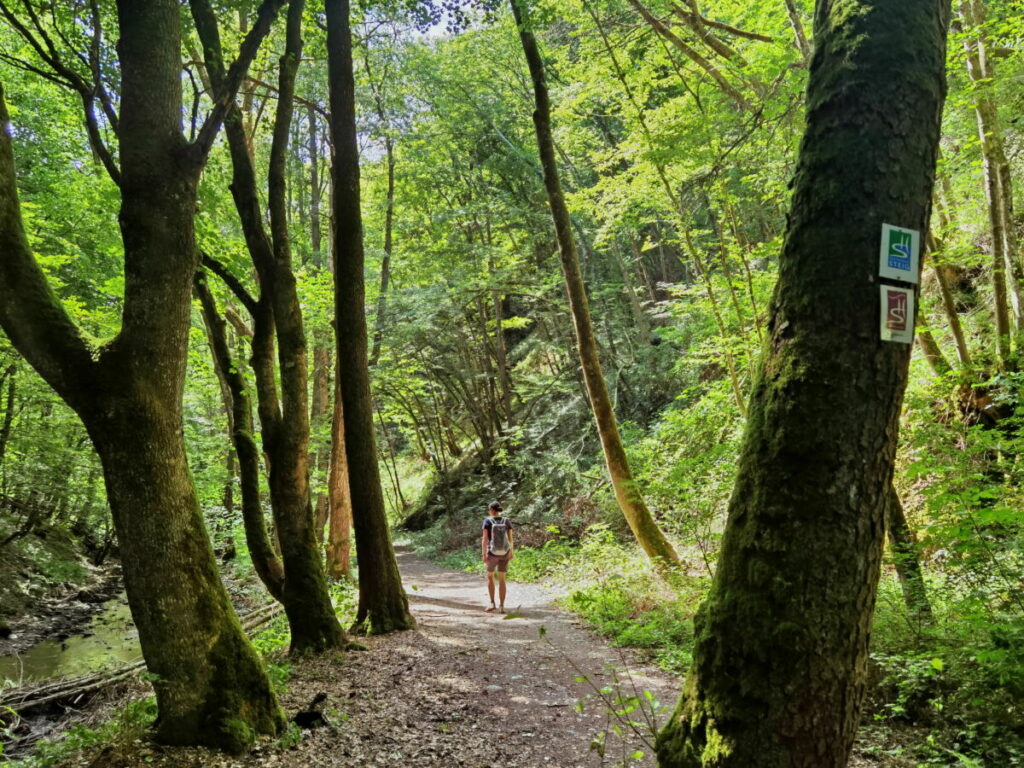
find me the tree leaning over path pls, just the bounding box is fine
[326,0,415,634]
[510,0,680,569]
[656,1,952,766]
[0,0,287,751]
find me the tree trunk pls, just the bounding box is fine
[784,0,813,64]
[0,365,16,470]
[885,485,933,623]
[194,0,346,654]
[87,406,282,750]
[308,106,323,265]
[369,137,395,367]
[195,271,286,600]
[326,385,353,581]
[957,0,1017,362]
[311,341,332,540]
[656,1,951,765]
[262,0,345,654]
[0,0,288,747]
[326,0,414,634]
[513,0,680,568]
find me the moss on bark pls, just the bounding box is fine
[656,1,952,766]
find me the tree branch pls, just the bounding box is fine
[190,0,289,162]
[627,0,754,112]
[0,86,95,406]
[200,252,258,315]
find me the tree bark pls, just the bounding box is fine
[194,0,346,654]
[511,0,680,569]
[326,384,353,581]
[326,0,414,634]
[195,271,286,601]
[656,1,951,765]
[0,0,287,749]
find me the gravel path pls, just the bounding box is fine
[95,549,680,768]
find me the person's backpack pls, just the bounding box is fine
[488,517,510,556]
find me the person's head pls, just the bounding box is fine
[488,501,503,517]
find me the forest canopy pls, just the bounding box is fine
[0,0,1021,765]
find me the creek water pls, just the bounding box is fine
[0,597,141,685]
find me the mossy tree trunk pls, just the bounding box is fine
[511,0,680,569]
[326,0,414,634]
[656,1,951,766]
[195,269,286,601]
[192,0,346,654]
[0,0,287,750]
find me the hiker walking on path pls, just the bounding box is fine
[482,501,514,613]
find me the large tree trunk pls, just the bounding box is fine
[0,0,287,748]
[326,0,414,634]
[511,0,680,569]
[656,1,951,765]
[87,406,281,750]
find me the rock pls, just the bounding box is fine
[0,621,10,638]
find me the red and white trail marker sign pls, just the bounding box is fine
[880,285,915,344]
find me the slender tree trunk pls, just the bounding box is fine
[326,385,353,580]
[326,0,414,633]
[308,106,323,265]
[263,0,344,653]
[194,0,345,653]
[656,1,951,765]
[784,0,813,64]
[311,341,332,540]
[885,484,934,623]
[957,1,1017,362]
[195,272,286,600]
[369,137,395,367]
[0,365,16,469]
[512,0,679,569]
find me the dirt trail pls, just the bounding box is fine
[101,549,679,768]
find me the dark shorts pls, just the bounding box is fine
[486,552,511,573]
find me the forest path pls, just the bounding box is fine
[128,549,678,768]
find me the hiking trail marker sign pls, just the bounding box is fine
[880,285,915,344]
[878,223,920,284]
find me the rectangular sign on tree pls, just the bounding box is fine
[878,223,920,284]
[879,285,915,344]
